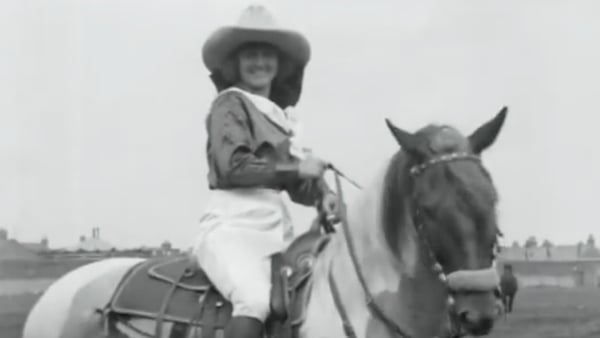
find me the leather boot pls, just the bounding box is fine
[225,316,264,338]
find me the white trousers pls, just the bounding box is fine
[192,189,293,321]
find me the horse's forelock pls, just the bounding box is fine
[416,161,497,220]
[414,125,497,223]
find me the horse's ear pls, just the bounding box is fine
[385,118,418,153]
[468,106,508,154]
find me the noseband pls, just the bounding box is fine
[327,152,500,338]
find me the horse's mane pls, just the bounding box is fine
[325,155,396,258]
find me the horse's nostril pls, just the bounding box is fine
[458,311,495,336]
[477,317,494,334]
[458,310,469,324]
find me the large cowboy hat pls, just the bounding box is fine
[202,5,311,108]
[202,5,311,74]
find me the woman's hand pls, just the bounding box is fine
[298,156,328,179]
[320,191,340,222]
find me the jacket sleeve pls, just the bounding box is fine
[207,93,300,188]
[284,175,334,207]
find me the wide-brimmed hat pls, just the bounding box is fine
[202,5,311,75]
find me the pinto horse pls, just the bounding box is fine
[23,107,507,338]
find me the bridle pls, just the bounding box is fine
[326,152,501,338]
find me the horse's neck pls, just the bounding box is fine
[346,205,447,333]
[330,159,449,336]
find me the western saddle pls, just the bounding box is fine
[100,217,332,338]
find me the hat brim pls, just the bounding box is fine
[202,26,311,72]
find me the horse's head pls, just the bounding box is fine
[384,107,507,336]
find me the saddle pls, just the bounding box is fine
[102,220,331,338]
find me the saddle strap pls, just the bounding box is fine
[155,266,194,337]
[99,260,145,337]
[269,253,288,320]
[170,322,189,338]
[155,280,178,337]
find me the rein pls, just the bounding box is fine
[326,153,500,338]
[328,171,413,338]
[327,164,363,190]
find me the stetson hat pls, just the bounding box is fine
[202,5,311,108]
[202,4,311,76]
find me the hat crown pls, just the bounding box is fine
[236,4,279,29]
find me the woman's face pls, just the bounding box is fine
[237,44,279,91]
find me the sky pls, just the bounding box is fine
[1,0,599,249]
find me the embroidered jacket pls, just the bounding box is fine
[205,90,330,206]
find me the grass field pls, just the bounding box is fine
[487,287,600,338]
[1,285,599,338]
[0,292,39,338]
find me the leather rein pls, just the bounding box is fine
[325,153,500,338]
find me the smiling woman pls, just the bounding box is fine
[235,43,279,96]
[193,4,340,338]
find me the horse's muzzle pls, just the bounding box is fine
[451,290,502,337]
[457,308,495,336]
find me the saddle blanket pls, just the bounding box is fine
[109,256,231,326]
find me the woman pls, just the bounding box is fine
[194,5,339,338]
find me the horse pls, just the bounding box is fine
[23,107,508,338]
[499,264,518,313]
